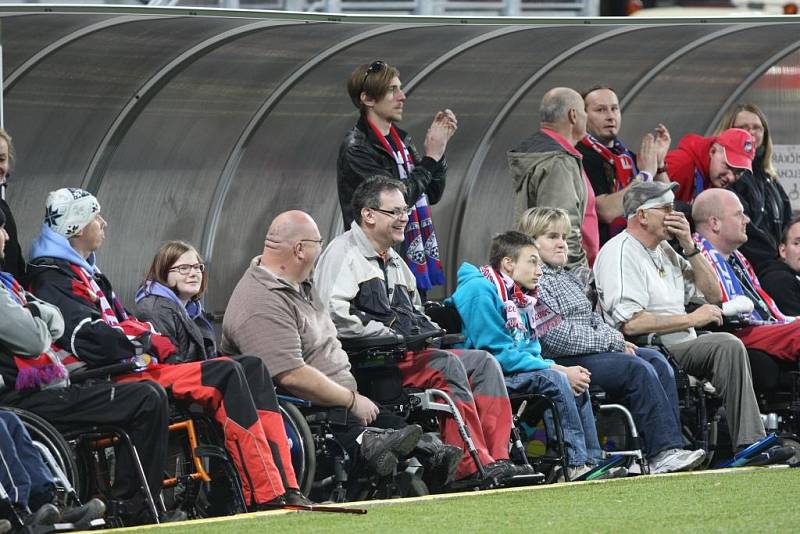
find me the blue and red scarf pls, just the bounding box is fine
[693,234,786,323]
[367,118,445,291]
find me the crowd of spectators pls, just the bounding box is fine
[0,58,797,528]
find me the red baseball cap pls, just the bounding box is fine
[715,128,755,171]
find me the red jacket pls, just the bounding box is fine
[665,134,714,203]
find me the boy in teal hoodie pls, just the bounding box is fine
[448,231,603,478]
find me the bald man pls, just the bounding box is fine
[221,210,462,490]
[509,87,599,268]
[692,189,800,364]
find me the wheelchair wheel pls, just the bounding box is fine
[1,407,82,506]
[162,414,247,518]
[279,400,316,496]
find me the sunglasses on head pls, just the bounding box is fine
[362,60,386,85]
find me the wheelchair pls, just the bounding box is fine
[426,301,650,481]
[278,389,430,503]
[342,313,546,491]
[0,406,106,533]
[690,314,800,465]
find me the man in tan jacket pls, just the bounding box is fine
[508,87,599,268]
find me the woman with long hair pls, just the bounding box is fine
[716,103,791,274]
[134,240,309,508]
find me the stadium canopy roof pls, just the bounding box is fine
[2,6,799,307]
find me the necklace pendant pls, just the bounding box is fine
[658,267,666,278]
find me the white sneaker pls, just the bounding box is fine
[648,448,706,474]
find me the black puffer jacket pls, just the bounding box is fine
[729,157,792,276]
[337,115,446,229]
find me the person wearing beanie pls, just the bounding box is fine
[27,188,311,513]
[664,127,756,204]
[0,192,171,527]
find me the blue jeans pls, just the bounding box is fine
[506,368,602,467]
[557,348,683,458]
[0,411,55,510]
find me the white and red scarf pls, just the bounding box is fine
[478,265,562,338]
[0,271,72,391]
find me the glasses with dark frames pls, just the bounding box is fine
[371,206,413,219]
[169,263,205,276]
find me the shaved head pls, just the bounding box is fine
[260,210,324,283]
[693,188,749,256]
[692,189,733,228]
[266,210,318,247]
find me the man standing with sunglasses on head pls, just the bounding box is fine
[338,60,457,295]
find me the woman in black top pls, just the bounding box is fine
[717,103,792,275]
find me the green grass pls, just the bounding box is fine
[127,468,800,533]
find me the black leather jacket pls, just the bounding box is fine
[336,115,447,228]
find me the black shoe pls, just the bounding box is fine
[746,445,796,466]
[284,489,314,506]
[60,498,106,528]
[511,463,539,476]
[24,503,60,527]
[469,460,516,482]
[434,445,464,486]
[360,425,423,477]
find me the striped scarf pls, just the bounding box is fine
[70,264,128,325]
[693,234,785,323]
[0,272,71,391]
[580,134,639,238]
[478,265,562,339]
[367,118,445,291]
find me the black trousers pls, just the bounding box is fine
[0,380,169,503]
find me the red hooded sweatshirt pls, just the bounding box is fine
[665,134,713,203]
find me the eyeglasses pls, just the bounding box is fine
[300,238,325,247]
[362,60,385,85]
[169,263,205,276]
[371,206,413,219]
[646,203,674,214]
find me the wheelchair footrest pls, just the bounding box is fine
[497,473,546,487]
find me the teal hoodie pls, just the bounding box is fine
[447,262,554,374]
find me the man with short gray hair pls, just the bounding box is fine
[593,181,767,453]
[509,87,599,268]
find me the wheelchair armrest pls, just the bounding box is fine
[339,333,405,352]
[403,329,447,352]
[439,333,464,348]
[69,361,139,383]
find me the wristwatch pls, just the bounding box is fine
[683,242,701,258]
